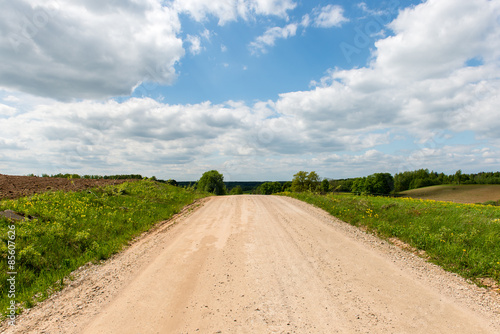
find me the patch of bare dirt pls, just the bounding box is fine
[0,174,129,200]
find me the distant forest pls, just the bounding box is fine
[33,169,500,196]
[177,181,271,193]
[330,169,500,195]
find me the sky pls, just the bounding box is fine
[0,0,499,181]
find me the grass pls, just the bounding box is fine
[0,180,207,319]
[284,192,500,287]
[399,184,500,204]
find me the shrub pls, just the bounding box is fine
[229,186,243,195]
[197,170,226,195]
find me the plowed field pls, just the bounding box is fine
[0,174,127,200]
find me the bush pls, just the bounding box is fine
[258,182,283,195]
[229,186,243,195]
[352,173,394,195]
[197,170,226,195]
[166,179,178,186]
[321,179,330,193]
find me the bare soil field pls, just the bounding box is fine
[3,195,499,333]
[0,174,127,200]
[399,184,500,204]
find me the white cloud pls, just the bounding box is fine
[374,0,500,80]
[249,23,298,54]
[172,0,239,24]
[251,0,296,17]
[0,0,184,101]
[0,94,396,179]
[301,14,311,28]
[277,0,500,141]
[247,4,347,54]
[312,4,348,28]
[186,35,203,55]
[200,29,211,40]
[0,97,268,177]
[3,96,20,103]
[0,104,17,117]
[357,2,387,17]
[173,0,296,25]
[186,29,211,55]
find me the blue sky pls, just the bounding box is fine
[0,0,499,181]
[135,0,408,105]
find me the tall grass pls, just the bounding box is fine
[0,180,206,317]
[285,192,500,285]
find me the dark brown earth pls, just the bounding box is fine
[0,174,128,200]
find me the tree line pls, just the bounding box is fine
[252,169,500,196]
[30,168,500,197]
[329,169,500,195]
[393,169,500,192]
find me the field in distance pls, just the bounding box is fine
[399,184,500,204]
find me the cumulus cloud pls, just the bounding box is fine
[277,0,500,141]
[249,23,298,54]
[0,98,263,177]
[312,4,348,28]
[0,0,184,101]
[374,0,500,80]
[0,94,398,178]
[0,104,17,118]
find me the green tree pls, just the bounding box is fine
[368,173,394,194]
[281,181,292,192]
[321,179,330,193]
[352,173,394,195]
[307,171,321,191]
[351,177,366,194]
[258,182,283,195]
[166,179,178,186]
[229,185,243,195]
[291,171,321,192]
[197,170,227,195]
[291,171,308,192]
[454,170,462,185]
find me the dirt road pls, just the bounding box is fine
[5,196,500,333]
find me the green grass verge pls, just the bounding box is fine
[0,180,207,318]
[284,192,500,286]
